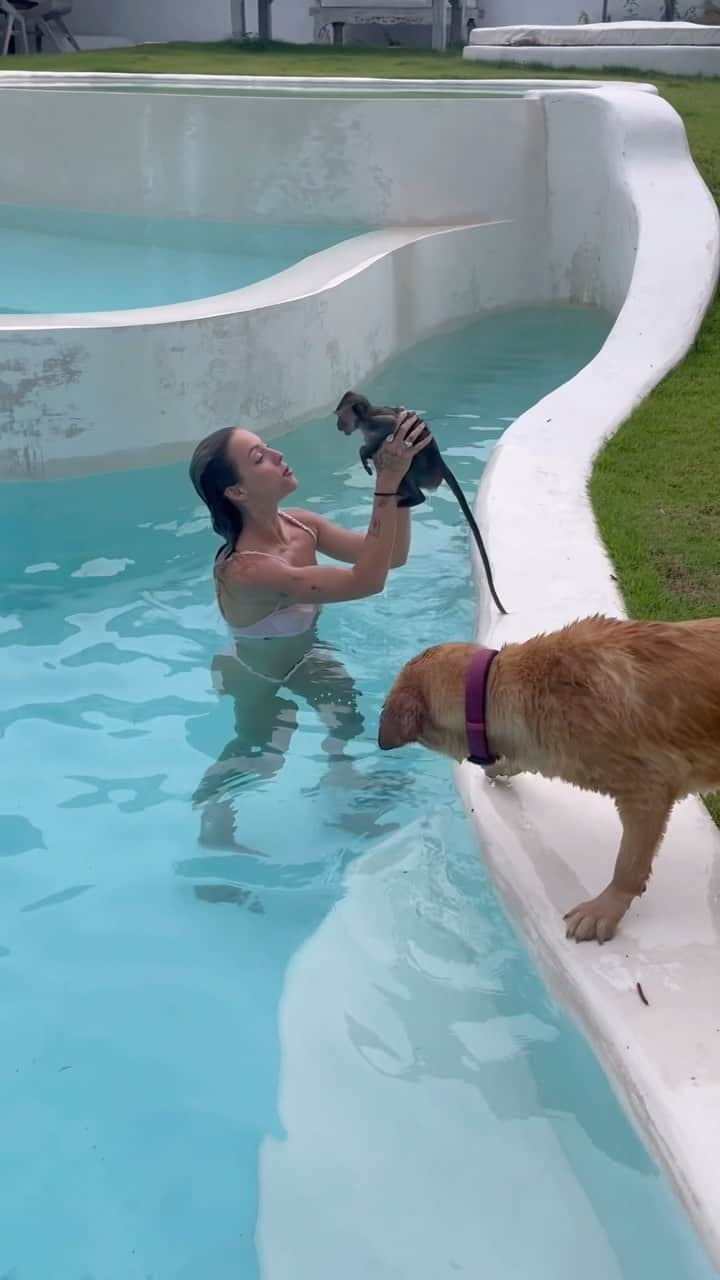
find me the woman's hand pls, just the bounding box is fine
[375,410,432,489]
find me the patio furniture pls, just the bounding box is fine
[310,1,479,48]
[1,0,30,55]
[28,0,79,52]
[0,0,78,55]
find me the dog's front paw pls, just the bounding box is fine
[483,758,519,784]
[563,885,634,944]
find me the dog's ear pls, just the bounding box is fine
[378,687,425,750]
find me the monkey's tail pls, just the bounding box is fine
[441,465,507,615]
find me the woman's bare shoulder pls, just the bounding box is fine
[216,545,286,590]
[284,507,321,535]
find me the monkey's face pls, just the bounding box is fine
[335,392,368,436]
[336,408,360,436]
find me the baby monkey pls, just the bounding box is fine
[335,390,507,615]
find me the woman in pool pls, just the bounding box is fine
[189,410,431,844]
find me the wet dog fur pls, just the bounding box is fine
[378,614,720,942]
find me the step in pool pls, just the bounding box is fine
[0,204,372,314]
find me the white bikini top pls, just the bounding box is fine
[217,511,321,641]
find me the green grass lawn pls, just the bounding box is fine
[4,41,719,817]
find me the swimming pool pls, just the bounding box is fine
[0,205,370,314]
[1,303,715,1279]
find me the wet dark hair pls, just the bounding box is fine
[189,427,244,555]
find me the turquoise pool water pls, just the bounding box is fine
[1,306,716,1280]
[0,205,369,314]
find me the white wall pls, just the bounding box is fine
[0,85,550,478]
[69,0,234,42]
[0,90,540,227]
[70,0,322,44]
[66,0,710,44]
[479,0,688,21]
[0,81,650,479]
[546,92,638,312]
[243,0,313,42]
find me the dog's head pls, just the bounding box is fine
[335,390,369,436]
[378,643,476,762]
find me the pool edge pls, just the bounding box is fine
[464,86,720,1268]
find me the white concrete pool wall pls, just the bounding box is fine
[466,84,720,1266]
[0,72,648,479]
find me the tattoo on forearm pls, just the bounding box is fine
[368,516,382,539]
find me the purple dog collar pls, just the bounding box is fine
[465,648,499,766]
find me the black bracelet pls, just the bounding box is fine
[374,490,398,498]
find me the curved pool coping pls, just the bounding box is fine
[465,85,720,1265]
[0,70,655,95]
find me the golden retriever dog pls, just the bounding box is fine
[378,615,720,943]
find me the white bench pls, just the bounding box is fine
[464,19,720,75]
[469,20,720,48]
